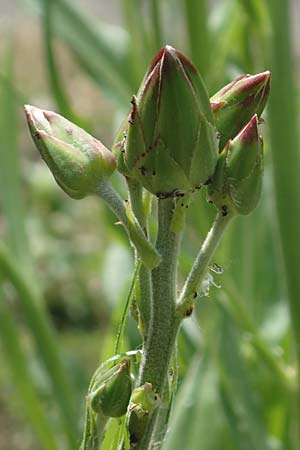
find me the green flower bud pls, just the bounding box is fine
[121,45,218,196]
[208,115,263,216]
[89,359,132,418]
[129,382,160,417]
[211,71,271,149]
[24,105,116,199]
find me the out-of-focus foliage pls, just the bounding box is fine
[0,0,299,449]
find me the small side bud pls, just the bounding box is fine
[210,71,271,149]
[208,115,263,215]
[129,382,160,417]
[89,359,132,418]
[25,105,116,199]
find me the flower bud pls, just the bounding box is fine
[90,359,132,418]
[208,115,263,215]
[120,45,218,196]
[129,382,160,417]
[24,105,116,199]
[211,71,271,149]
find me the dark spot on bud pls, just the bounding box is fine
[185,307,194,317]
[181,203,184,207]
[152,171,156,176]
[185,205,189,209]
[204,178,212,186]
[221,205,228,216]
[66,128,73,136]
[193,292,198,298]
[140,166,146,176]
[34,131,42,139]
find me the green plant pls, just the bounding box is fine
[1,1,299,450]
[25,44,270,450]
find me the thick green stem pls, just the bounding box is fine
[131,198,181,449]
[139,198,179,388]
[177,211,233,316]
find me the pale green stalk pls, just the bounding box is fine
[177,211,234,315]
[96,180,160,270]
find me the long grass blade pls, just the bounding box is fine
[0,241,78,449]
[181,0,210,77]
[266,0,300,437]
[0,288,60,450]
[0,46,29,265]
[23,0,134,109]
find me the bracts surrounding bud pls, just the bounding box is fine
[114,45,218,197]
[208,114,263,216]
[24,105,116,199]
[211,71,271,149]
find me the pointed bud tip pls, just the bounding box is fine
[211,101,226,112]
[237,71,271,93]
[237,114,259,143]
[146,44,198,78]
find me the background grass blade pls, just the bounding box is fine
[0,241,78,449]
[181,0,210,77]
[266,0,300,436]
[0,45,29,266]
[0,287,60,450]
[23,0,134,110]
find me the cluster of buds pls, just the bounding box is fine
[208,71,270,215]
[24,46,270,218]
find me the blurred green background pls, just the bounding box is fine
[0,0,299,449]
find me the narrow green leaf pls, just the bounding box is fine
[23,0,134,109]
[0,241,78,449]
[266,0,300,437]
[217,307,275,450]
[0,290,60,450]
[0,46,29,265]
[181,0,210,77]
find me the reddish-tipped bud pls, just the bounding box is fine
[210,71,271,149]
[208,115,263,215]
[25,105,116,199]
[114,45,218,196]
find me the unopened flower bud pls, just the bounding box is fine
[90,359,132,418]
[129,382,160,417]
[208,115,263,215]
[25,105,116,199]
[211,71,271,149]
[119,45,218,196]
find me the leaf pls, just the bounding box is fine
[22,0,134,110]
